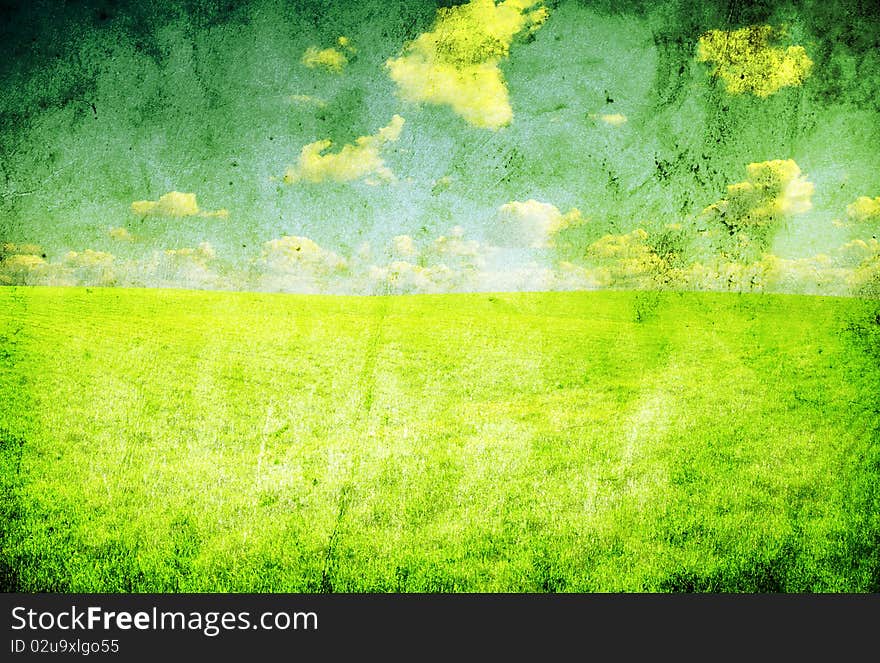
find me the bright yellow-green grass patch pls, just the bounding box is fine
[1,287,878,591]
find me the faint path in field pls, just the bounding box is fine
[320,295,389,591]
[356,296,389,415]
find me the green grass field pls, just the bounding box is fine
[1,286,878,592]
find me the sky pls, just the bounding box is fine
[1,0,879,295]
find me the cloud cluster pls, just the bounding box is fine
[131,191,228,218]
[846,196,880,223]
[0,255,46,285]
[586,229,669,289]
[386,0,548,129]
[355,226,488,294]
[697,25,813,97]
[5,226,879,297]
[301,37,355,73]
[0,243,46,285]
[700,159,814,255]
[283,115,405,185]
[255,235,348,293]
[0,242,233,289]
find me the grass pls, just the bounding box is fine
[1,285,878,592]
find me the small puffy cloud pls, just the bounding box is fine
[838,238,880,261]
[301,47,347,73]
[588,228,651,259]
[432,175,453,194]
[301,37,355,73]
[108,226,133,241]
[131,191,228,218]
[389,235,419,259]
[846,196,880,223]
[386,0,548,129]
[428,225,484,262]
[288,94,328,108]
[1,254,46,268]
[164,242,216,266]
[492,200,583,248]
[63,249,114,268]
[2,242,43,256]
[590,113,627,127]
[702,159,814,233]
[697,25,813,97]
[261,235,346,271]
[283,115,405,185]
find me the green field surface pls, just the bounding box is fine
[1,286,878,592]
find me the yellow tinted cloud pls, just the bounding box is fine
[283,115,405,184]
[386,0,548,129]
[1,253,46,270]
[261,236,347,273]
[257,236,349,293]
[2,242,43,255]
[301,47,347,73]
[677,256,779,292]
[108,226,133,241]
[0,253,46,286]
[586,229,668,287]
[429,225,483,261]
[839,238,880,260]
[164,242,216,266]
[852,253,880,295]
[301,37,354,73]
[702,159,814,231]
[846,196,880,222]
[288,94,328,108]
[697,25,813,97]
[131,191,228,218]
[590,113,627,127]
[64,249,114,268]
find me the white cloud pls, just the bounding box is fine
[491,200,583,248]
